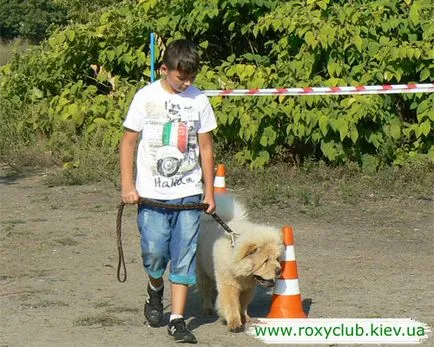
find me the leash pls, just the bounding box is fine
[116,197,239,283]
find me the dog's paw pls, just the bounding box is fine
[229,324,245,333]
[227,318,244,332]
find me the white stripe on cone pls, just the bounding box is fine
[274,279,301,296]
[214,176,225,188]
[279,246,295,261]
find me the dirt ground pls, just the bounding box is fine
[1,168,433,347]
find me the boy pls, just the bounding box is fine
[119,39,216,343]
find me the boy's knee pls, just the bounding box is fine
[142,250,167,273]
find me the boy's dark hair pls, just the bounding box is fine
[162,39,200,75]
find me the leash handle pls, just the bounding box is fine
[116,202,127,283]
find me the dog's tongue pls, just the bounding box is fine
[254,276,275,287]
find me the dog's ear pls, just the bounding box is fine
[232,242,258,277]
[236,243,259,261]
[244,244,258,257]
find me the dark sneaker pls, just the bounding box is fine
[167,318,197,343]
[144,284,163,327]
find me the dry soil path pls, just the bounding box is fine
[1,171,432,346]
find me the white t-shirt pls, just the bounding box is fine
[123,80,217,200]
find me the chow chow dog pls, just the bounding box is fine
[196,194,284,332]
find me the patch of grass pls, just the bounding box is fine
[339,181,362,204]
[91,302,112,309]
[2,219,26,231]
[106,307,140,314]
[1,103,118,185]
[55,238,79,246]
[29,218,49,222]
[226,159,433,212]
[21,300,69,309]
[0,95,55,173]
[3,225,14,232]
[370,159,434,200]
[0,141,55,174]
[297,188,312,206]
[74,315,125,327]
[30,196,49,204]
[2,219,26,225]
[0,42,12,66]
[0,39,31,66]
[44,126,119,187]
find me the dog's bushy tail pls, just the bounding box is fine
[215,193,248,222]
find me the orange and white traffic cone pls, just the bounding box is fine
[214,164,228,193]
[267,226,306,318]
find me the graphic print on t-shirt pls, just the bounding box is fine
[148,99,199,181]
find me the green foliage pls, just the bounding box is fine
[0,0,68,43]
[206,0,434,167]
[56,0,121,24]
[0,0,433,170]
[0,0,120,43]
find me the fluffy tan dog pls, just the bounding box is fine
[196,194,284,332]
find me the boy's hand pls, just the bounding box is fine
[122,188,139,204]
[203,196,216,215]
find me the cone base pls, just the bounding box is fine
[267,311,306,318]
[266,294,306,318]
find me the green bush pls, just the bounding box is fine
[0,0,68,43]
[1,0,433,171]
[0,0,120,43]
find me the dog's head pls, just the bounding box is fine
[231,230,284,287]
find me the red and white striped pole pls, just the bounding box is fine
[204,83,434,97]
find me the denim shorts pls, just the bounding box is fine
[137,194,202,285]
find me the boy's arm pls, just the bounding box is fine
[120,128,140,203]
[198,132,216,214]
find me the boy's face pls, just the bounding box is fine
[160,64,196,93]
